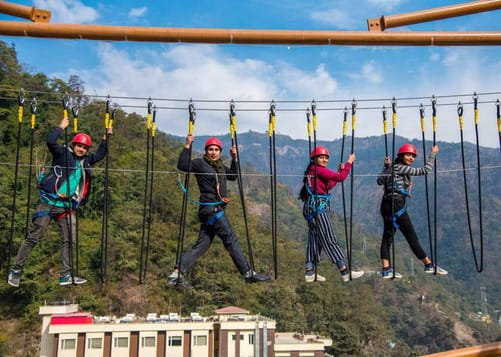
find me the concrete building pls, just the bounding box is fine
[39,303,331,357]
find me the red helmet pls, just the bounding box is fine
[205,137,222,150]
[398,143,417,156]
[72,133,92,148]
[310,146,330,159]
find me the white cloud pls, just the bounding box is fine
[34,0,99,24]
[128,7,148,19]
[309,8,358,30]
[347,60,383,84]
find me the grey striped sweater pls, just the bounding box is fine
[377,151,437,197]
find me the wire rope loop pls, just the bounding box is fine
[62,93,70,110]
[419,103,425,119]
[18,88,25,105]
[457,101,464,117]
[473,91,479,109]
[391,97,397,114]
[431,95,437,116]
[351,99,357,115]
[311,100,317,116]
[30,97,37,114]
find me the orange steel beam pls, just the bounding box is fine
[421,341,501,357]
[0,1,51,23]
[0,21,501,46]
[368,0,501,32]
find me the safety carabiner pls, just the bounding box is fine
[457,101,464,117]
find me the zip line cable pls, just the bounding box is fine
[340,106,350,277]
[6,90,25,280]
[457,99,484,273]
[230,101,256,273]
[432,95,439,275]
[268,101,278,279]
[100,97,114,283]
[390,97,398,279]
[174,100,196,287]
[139,99,154,284]
[348,99,357,280]
[2,84,501,106]
[419,104,433,268]
[71,103,80,277]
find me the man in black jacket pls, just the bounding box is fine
[168,134,270,288]
[8,117,111,287]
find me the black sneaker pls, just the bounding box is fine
[245,271,271,283]
[8,268,21,287]
[167,275,193,289]
[59,274,87,286]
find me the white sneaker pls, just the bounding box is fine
[305,272,326,283]
[341,270,364,282]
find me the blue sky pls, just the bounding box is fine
[2,0,501,147]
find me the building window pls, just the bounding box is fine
[194,335,207,346]
[168,336,182,346]
[87,338,103,349]
[248,334,254,345]
[141,336,156,347]
[114,337,129,348]
[61,338,76,350]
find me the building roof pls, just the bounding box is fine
[214,306,250,315]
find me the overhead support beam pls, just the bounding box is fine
[1,21,501,46]
[367,0,501,32]
[0,1,51,23]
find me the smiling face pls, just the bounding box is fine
[401,152,416,165]
[206,145,221,161]
[73,143,89,157]
[315,154,329,167]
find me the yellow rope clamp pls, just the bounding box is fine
[151,106,157,137]
[419,104,425,133]
[432,95,437,133]
[229,100,237,140]
[343,107,348,136]
[306,108,312,138]
[351,99,357,131]
[497,99,501,134]
[311,100,317,132]
[391,97,397,130]
[188,100,195,136]
[17,89,25,123]
[473,92,479,125]
[458,102,464,130]
[72,105,79,133]
[382,106,388,135]
[268,101,276,138]
[146,98,153,131]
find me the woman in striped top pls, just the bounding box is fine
[377,143,448,279]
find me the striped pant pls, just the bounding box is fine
[303,198,346,270]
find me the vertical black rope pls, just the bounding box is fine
[230,101,255,272]
[457,101,483,272]
[71,103,80,276]
[348,99,357,279]
[340,107,349,267]
[472,93,484,272]
[390,97,397,279]
[24,98,37,250]
[268,101,278,279]
[6,90,25,278]
[431,95,438,274]
[142,106,157,283]
[100,97,112,283]
[496,99,501,152]
[62,93,75,283]
[175,100,196,285]
[419,104,433,263]
[310,101,320,280]
[139,98,153,284]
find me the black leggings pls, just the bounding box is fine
[380,196,427,261]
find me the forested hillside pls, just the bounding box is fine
[0,40,500,357]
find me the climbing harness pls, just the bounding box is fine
[419,103,434,265]
[6,89,25,278]
[229,100,256,273]
[457,96,484,273]
[100,97,114,283]
[174,100,196,287]
[268,101,278,279]
[139,100,156,284]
